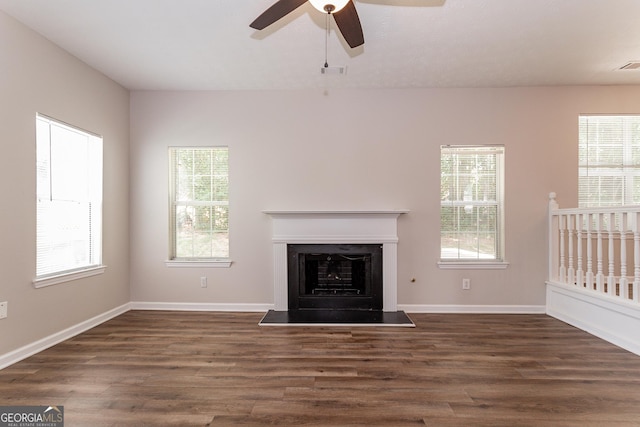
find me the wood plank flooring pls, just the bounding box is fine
[1,311,640,426]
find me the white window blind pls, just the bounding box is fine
[579,115,640,207]
[169,147,229,259]
[36,114,103,279]
[440,145,505,261]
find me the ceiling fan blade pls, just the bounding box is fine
[332,1,365,48]
[250,0,309,30]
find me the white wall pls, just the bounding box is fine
[129,86,640,309]
[0,12,130,356]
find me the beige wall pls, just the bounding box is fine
[0,12,130,355]
[129,86,640,309]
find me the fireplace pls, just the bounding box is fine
[288,244,383,310]
[264,210,408,312]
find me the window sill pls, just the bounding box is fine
[165,259,232,268]
[437,261,509,270]
[33,265,107,288]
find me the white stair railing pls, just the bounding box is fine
[548,192,639,304]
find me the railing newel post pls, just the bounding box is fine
[548,192,560,283]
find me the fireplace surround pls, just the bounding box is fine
[264,210,408,312]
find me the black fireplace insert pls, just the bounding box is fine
[287,244,383,310]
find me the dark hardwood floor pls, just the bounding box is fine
[1,311,640,426]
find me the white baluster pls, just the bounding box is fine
[576,213,584,288]
[595,213,604,292]
[559,214,566,283]
[619,212,628,299]
[585,213,594,289]
[567,214,575,285]
[607,212,616,296]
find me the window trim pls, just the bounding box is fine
[168,146,231,265]
[437,260,509,270]
[35,114,104,285]
[439,144,506,266]
[164,260,232,268]
[33,265,106,289]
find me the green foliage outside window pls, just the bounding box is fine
[440,146,503,261]
[171,147,229,259]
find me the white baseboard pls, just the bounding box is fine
[130,301,273,312]
[546,281,640,356]
[132,302,546,314]
[0,303,131,370]
[399,304,546,314]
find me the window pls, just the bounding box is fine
[440,145,506,267]
[35,114,103,285]
[169,147,229,265]
[579,115,640,207]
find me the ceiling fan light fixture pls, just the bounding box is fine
[309,0,350,14]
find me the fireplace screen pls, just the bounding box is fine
[288,244,383,310]
[303,253,368,295]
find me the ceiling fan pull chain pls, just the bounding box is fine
[324,11,330,68]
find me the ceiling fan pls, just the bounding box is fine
[250,0,365,48]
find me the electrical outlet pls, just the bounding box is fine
[0,301,7,319]
[200,277,207,288]
[462,279,471,290]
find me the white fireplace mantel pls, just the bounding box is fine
[264,210,408,312]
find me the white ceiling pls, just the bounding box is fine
[2,0,640,91]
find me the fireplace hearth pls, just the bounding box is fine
[288,244,383,311]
